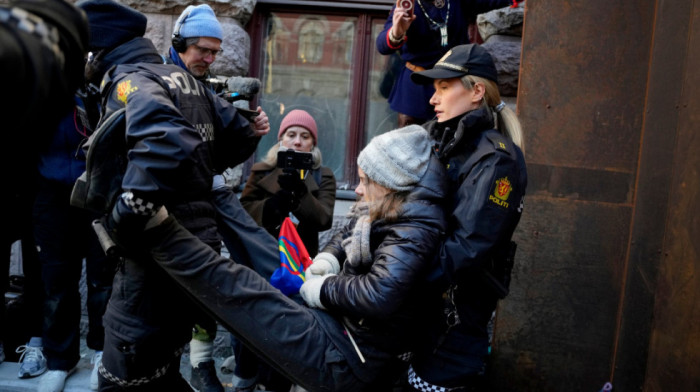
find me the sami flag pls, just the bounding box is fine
[270,217,313,295]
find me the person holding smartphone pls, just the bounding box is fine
[376,0,514,127]
[240,109,336,256]
[235,109,336,391]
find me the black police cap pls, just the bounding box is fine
[411,44,498,85]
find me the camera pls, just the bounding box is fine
[277,149,313,171]
[397,0,413,15]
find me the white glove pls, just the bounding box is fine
[305,252,341,281]
[300,274,332,309]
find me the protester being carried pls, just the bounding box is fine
[135,124,447,391]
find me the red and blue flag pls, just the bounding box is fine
[270,217,313,295]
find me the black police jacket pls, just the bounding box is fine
[98,59,259,247]
[412,106,528,387]
[101,61,258,205]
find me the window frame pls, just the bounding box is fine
[247,1,394,192]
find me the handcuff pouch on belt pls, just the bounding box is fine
[432,241,517,353]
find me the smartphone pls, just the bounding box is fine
[277,149,313,171]
[397,0,414,16]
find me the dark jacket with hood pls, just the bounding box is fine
[411,106,527,387]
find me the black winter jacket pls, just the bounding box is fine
[319,153,448,359]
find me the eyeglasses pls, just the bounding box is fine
[192,44,223,57]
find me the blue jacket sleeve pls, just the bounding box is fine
[376,7,399,55]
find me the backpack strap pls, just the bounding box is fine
[70,107,127,213]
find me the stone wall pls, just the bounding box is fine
[69,0,257,78]
[132,0,255,78]
[478,2,524,97]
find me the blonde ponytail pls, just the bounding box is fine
[462,76,525,153]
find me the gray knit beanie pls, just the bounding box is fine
[357,125,431,192]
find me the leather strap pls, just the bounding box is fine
[405,61,426,73]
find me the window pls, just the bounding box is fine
[249,2,396,191]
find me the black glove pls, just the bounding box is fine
[277,170,308,198]
[262,189,300,228]
[99,196,156,256]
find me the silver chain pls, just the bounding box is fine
[416,0,450,46]
[416,0,450,27]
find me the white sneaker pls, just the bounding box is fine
[16,337,47,378]
[90,351,103,390]
[38,367,76,392]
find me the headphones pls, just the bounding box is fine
[171,7,193,53]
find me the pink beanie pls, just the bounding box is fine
[278,110,318,144]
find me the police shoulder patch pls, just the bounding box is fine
[488,177,512,208]
[117,80,138,105]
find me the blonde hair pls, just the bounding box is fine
[370,187,408,223]
[461,75,525,152]
[262,142,323,170]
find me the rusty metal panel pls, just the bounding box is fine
[488,0,658,390]
[610,0,697,389]
[517,2,653,175]
[643,0,700,390]
[493,200,630,391]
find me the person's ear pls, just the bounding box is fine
[472,82,486,103]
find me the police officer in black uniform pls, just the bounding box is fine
[73,1,271,390]
[407,44,528,391]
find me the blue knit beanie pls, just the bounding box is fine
[175,4,222,41]
[75,0,147,50]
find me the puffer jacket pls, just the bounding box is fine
[318,153,448,358]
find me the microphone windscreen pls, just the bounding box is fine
[227,76,261,96]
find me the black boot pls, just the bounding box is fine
[190,360,224,392]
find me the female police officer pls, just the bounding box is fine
[407,43,527,391]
